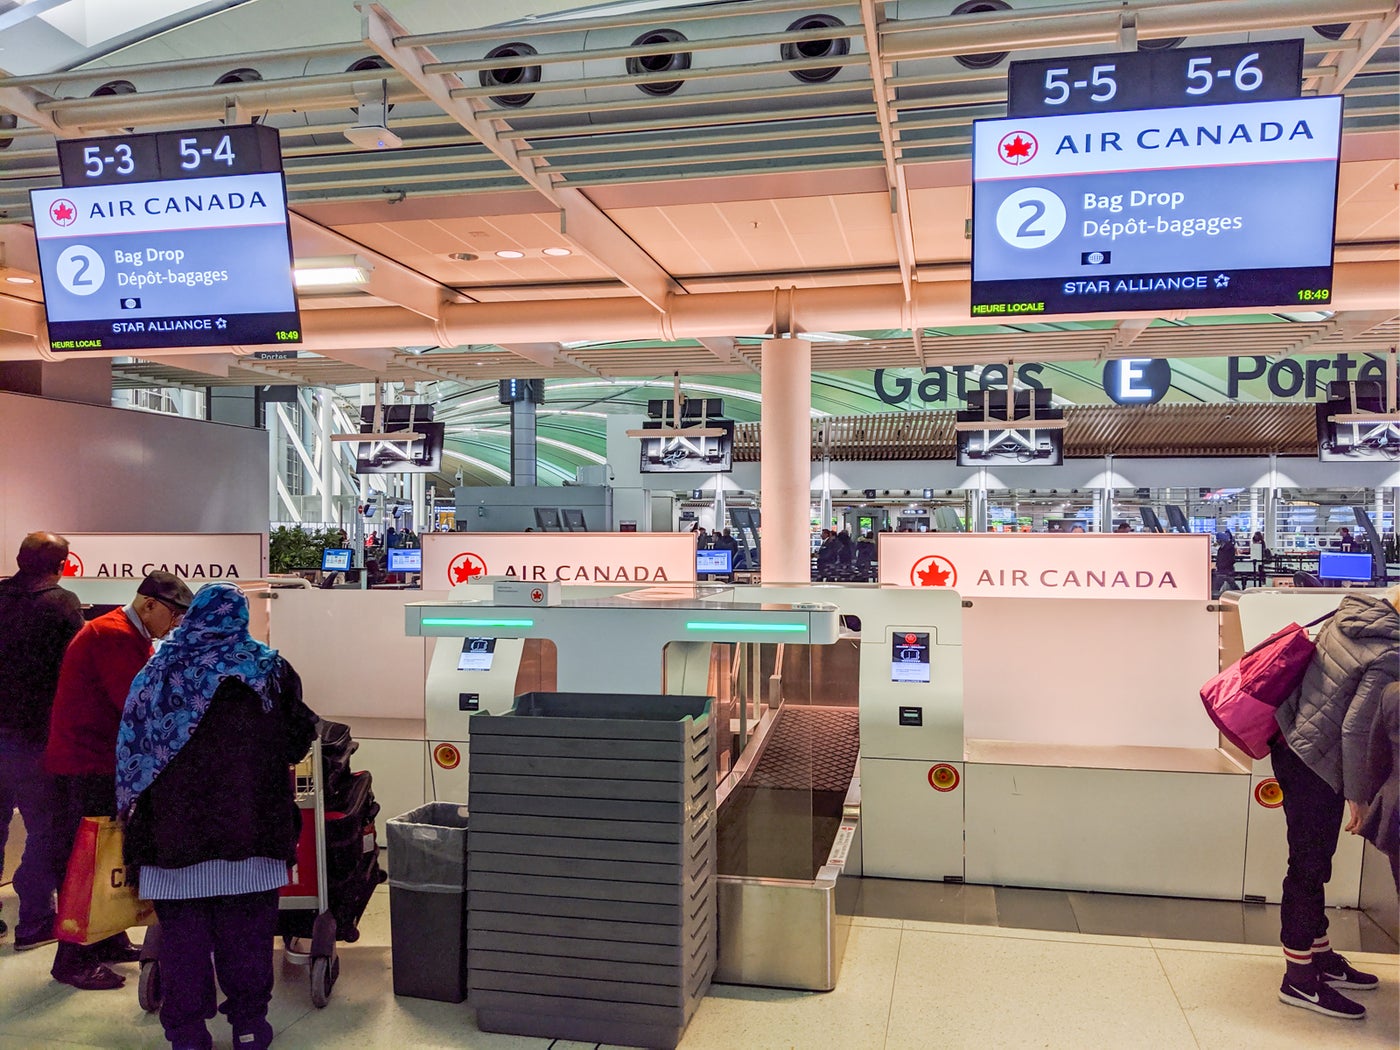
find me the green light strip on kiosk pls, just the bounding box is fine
[685,621,808,634]
[420,617,535,628]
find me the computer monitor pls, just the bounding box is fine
[321,548,353,572]
[697,548,732,575]
[1317,551,1373,583]
[386,547,422,573]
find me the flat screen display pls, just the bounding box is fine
[321,548,353,571]
[697,548,732,575]
[1317,551,1372,583]
[955,426,1063,466]
[890,631,931,683]
[355,414,444,475]
[387,548,422,573]
[457,637,496,672]
[970,95,1342,317]
[639,420,734,473]
[31,170,300,351]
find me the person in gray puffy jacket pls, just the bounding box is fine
[1270,589,1399,1020]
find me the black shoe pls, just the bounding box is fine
[13,932,57,952]
[52,963,126,991]
[1317,952,1379,991]
[95,940,142,965]
[1278,977,1366,1019]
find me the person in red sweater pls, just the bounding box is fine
[44,571,193,991]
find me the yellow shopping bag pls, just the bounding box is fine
[55,817,155,945]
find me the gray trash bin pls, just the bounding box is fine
[387,802,469,1002]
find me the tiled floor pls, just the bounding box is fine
[3,875,1397,1049]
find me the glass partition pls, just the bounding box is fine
[987,489,1097,532]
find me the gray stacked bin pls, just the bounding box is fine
[467,692,716,1050]
[387,802,470,1002]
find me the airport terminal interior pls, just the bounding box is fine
[0,0,1399,1047]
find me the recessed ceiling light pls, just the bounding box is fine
[448,252,479,262]
[5,276,35,284]
[494,249,525,259]
[542,247,572,257]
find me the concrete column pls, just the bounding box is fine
[510,398,538,486]
[759,337,811,583]
[318,391,334,525]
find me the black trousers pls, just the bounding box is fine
[1271,739,1343,953]
[152,890,278,1050]
[52,774,128,975]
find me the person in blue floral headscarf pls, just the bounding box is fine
[118,584,316,1050]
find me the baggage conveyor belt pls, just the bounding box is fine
[713,705,861,991]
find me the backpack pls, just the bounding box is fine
[1199,610,1336,759]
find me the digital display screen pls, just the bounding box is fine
[970,96,1341,317]
[321,548,353,572]
[639,420,734,473]
[387,548,422,573]
[956,427,1064,466]
[457,637,496,672]
[1318,551,1372,583]
[890,631,931,683]
[697,548,733,574]
[31,170,300,351]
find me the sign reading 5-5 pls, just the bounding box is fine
[1008,39,1304,117]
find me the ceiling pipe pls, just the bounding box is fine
[2,261,1395,359]
[292,259,1399,352]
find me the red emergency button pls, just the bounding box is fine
[928,763,959,792]
[1254,778,1283,808]
[433,742,461,770]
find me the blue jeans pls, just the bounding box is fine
[0,732,64,941]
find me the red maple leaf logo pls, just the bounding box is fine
[50,199,76,225]
[1003,136,1032,159]
[61,553,83,577]
[904,633,918,645]
[918,563,951,586]
[448,553,486,585]
[910,555,957,589]
[996,131,1038,165]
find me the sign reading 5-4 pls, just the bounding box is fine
[57,125,281,187]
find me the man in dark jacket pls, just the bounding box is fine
[44,570,193,990]
[0,532,83,951]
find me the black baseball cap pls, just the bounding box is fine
[136,571,194,610]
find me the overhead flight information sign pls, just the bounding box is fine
[31,125,300,352]
[970,95,1342,317]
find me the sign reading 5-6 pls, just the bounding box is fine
[1007,40,1304,117]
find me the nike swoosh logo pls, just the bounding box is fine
[1289,987,1320,1003]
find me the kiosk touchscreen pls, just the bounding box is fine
[697,548,733,576]
[1317,551,1372,583]
[321,548,353,572]
[890,631,932,683]
[387,547,422,573]
[457,637,497,671]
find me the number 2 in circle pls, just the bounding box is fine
[55,245,106,296]
[995,188,1066,250]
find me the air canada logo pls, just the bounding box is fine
[61,553,83,577]
[998,131,1038,165]
[447,552,488,586]
[50,199,77,226]
[911,555,957,589]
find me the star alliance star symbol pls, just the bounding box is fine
[1214,274,1230,288]
[215,317,228,330]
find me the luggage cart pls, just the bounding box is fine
[137,737,340,1012]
